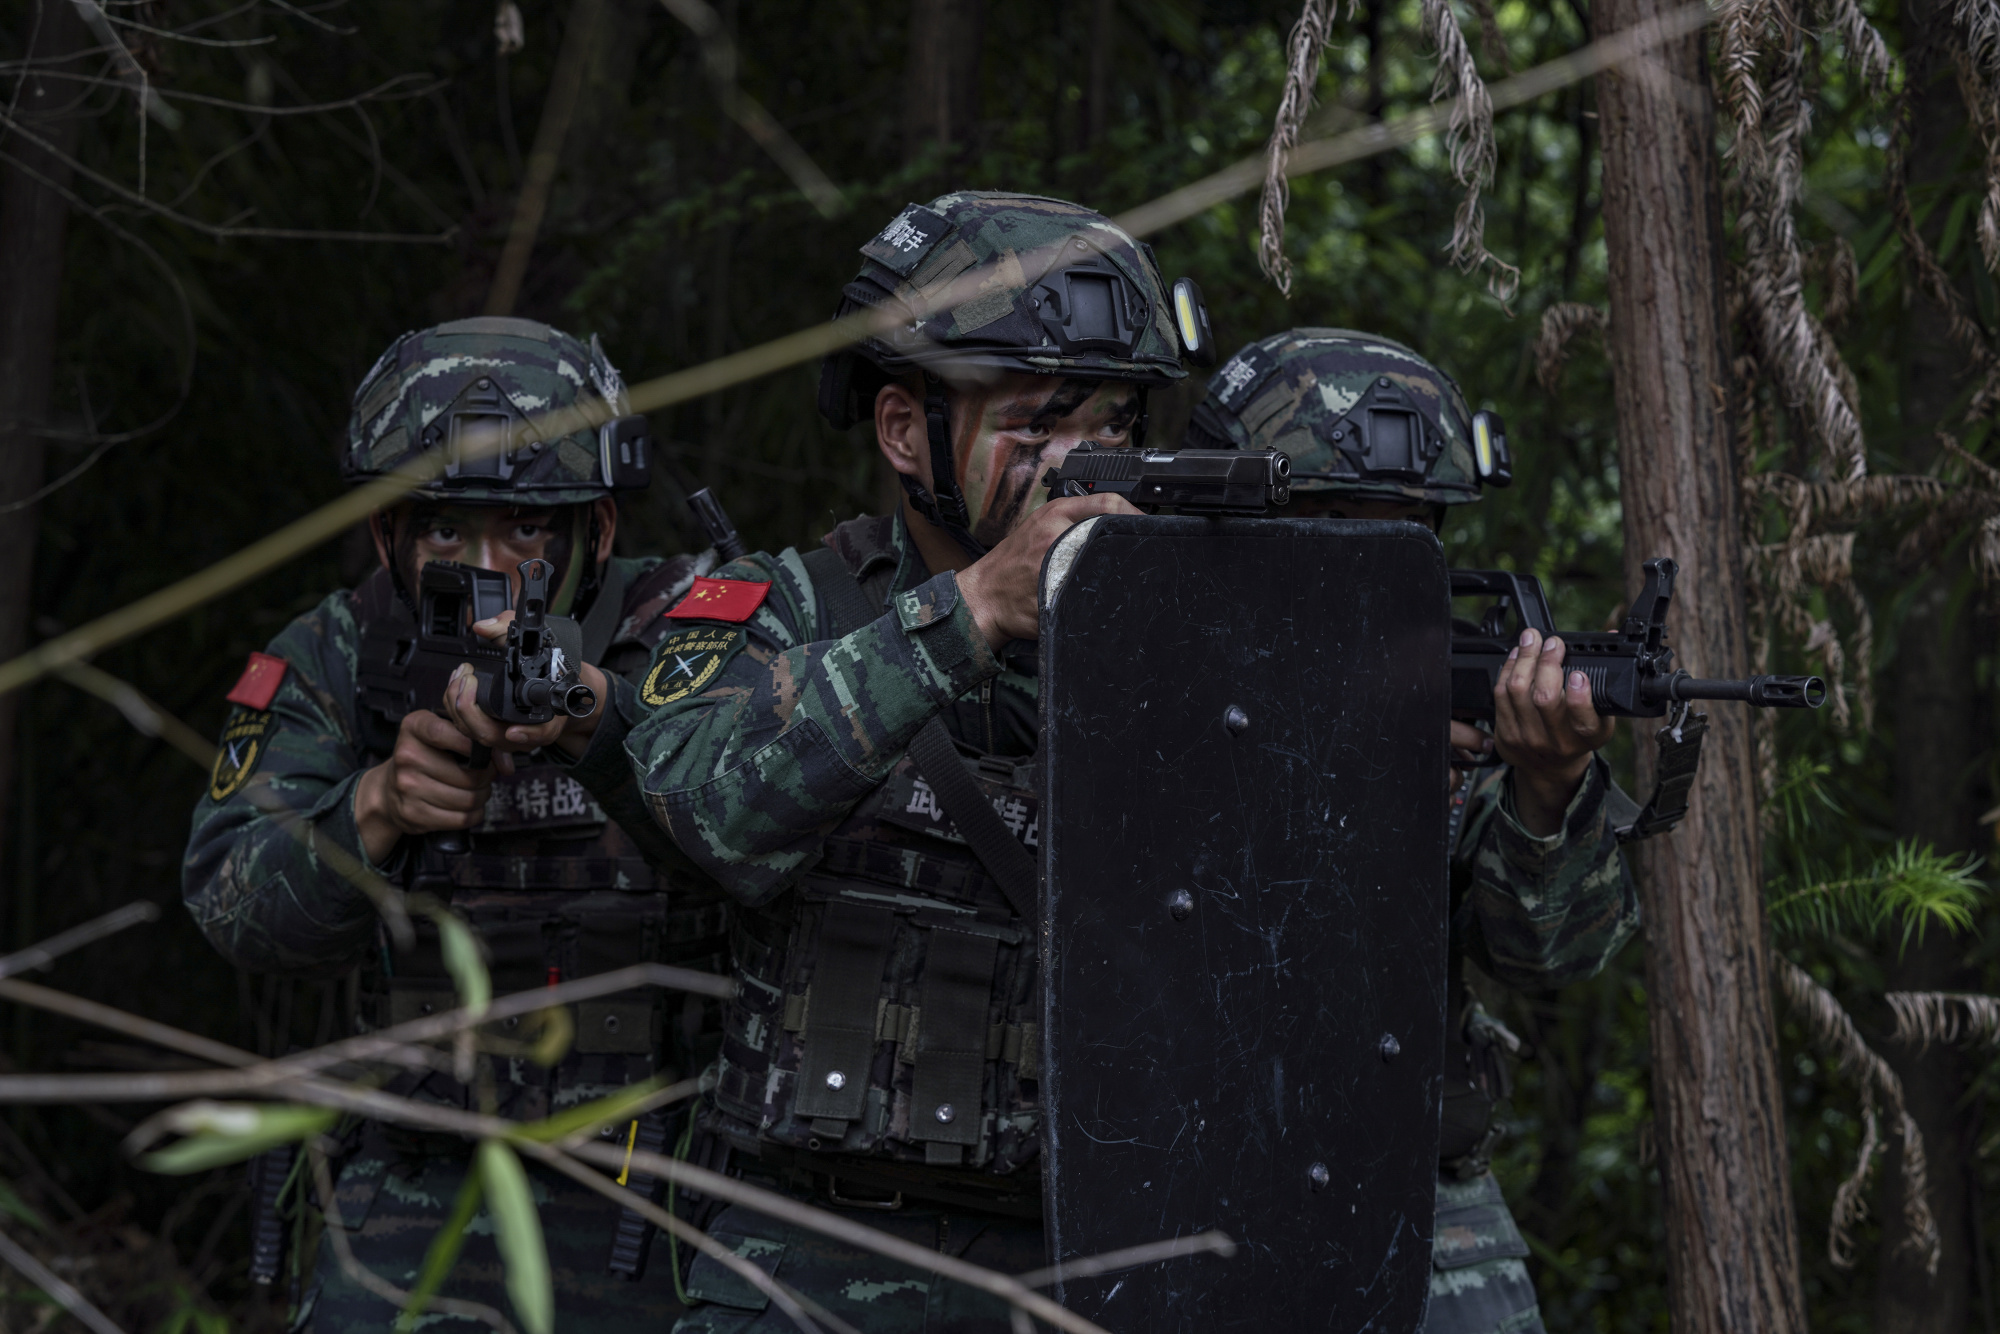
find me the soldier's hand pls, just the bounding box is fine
[1492,627,1615,836]
[957,493,1142,647]
[1447,720,1495,794]
[353,709,496,863]
[439,611,607,760]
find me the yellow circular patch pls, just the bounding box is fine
[209,710,272,801]
[641,627,745,707]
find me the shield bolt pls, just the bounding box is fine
[825,1070,847,1091]
[1378,1033,1401,1062]
[1223,704,1250,735]
[934,1104,956,1124]
[1168,889,1194,921]
[1308,1162,1330,1191]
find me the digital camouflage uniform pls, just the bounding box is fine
[1193,328,1641,1334]
[182,317,727,1331]
[560,192,1200,1332]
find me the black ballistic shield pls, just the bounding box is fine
[1038,515,1451,1332]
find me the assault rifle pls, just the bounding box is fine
[1450,557,1825,719]
[1042,443,1292,514]
[1451,556,1824,842]
[356,556,595,766]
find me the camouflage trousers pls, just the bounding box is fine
[1422,1171,1545,1334]
[297,1141,684,1332]
[671,1187,1044,1334]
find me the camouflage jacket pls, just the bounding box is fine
[182,554,713,980]
[600,514,1637,980]
[576,513,1637,1181]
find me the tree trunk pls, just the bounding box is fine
[0,0,88,932]
[904,0,984,163]
[1591,3,1808,1331]
[1876,1,1985,1327]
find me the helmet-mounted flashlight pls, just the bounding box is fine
[1172,277,1218,368]
[1471,410,1512,486]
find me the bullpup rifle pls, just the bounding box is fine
[357,557,596,766]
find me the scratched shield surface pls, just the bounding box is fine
[1038,515,1450,1332]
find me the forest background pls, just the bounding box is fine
[0,0,1996,1330]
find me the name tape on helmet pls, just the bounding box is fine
[862,203,952,278]
[1209,343,1280,413]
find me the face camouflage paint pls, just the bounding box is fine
[956,377,1141,550]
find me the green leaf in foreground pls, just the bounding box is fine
[433,910,492,1015]
[512,1075,669,1145]
[140,1102,337,1175]
[478,1140,552,1334]
[395,1167,485,1333]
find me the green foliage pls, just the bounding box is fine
[138,1103,337,1176]
[395,1168,484,1334]
[1769,841,1986,951]
[477,1140,552,1334]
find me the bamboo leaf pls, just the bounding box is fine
[433,911,491,1016]
[478,1140,552,1334]
[510,1075,667,1145]
[140,1103,337,1175]
[394,1167,484,1332]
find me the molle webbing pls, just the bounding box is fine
[792,899,897,1131]
[910,928,1000,1163]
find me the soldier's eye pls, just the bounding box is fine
[428,526,462,544]
[512,524,545,542]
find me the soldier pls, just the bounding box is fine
[1185,327,1640,1334]
[445,192,1183,1332]
[182,317,727,1330]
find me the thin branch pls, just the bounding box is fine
[54,661,216,766]
[0,901,159,981]
[0,113,454,243]
[0,1227,127,1334]
[485,0,606,315]
[657,0,845,218]
[1013,1233,1239,1289]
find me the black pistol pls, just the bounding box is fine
[1450,557,1826,719]
[1041,443,1292,515]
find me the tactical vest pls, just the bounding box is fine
[706,546,1044,1186]
[350,558,730,1106]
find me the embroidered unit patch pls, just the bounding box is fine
[640,627,746,707]
[209,710,272,801]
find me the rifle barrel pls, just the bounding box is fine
[1663,673,1826,709]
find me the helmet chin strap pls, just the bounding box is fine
[897,371,988,562]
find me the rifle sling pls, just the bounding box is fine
[1616,711,1708,843]
[578,559,628,666]
[800,544,1037,919]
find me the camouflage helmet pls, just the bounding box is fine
[342,316,652,505]
[818,192,1216,555]
[817,193,1199,424]
[1186,329,1510,506]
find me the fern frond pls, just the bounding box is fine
[1767,841,1985,949]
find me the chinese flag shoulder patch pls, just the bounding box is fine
[225,652,289,710]
[666,577,772,623]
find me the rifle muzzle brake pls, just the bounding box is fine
[1654,671,1827,709]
